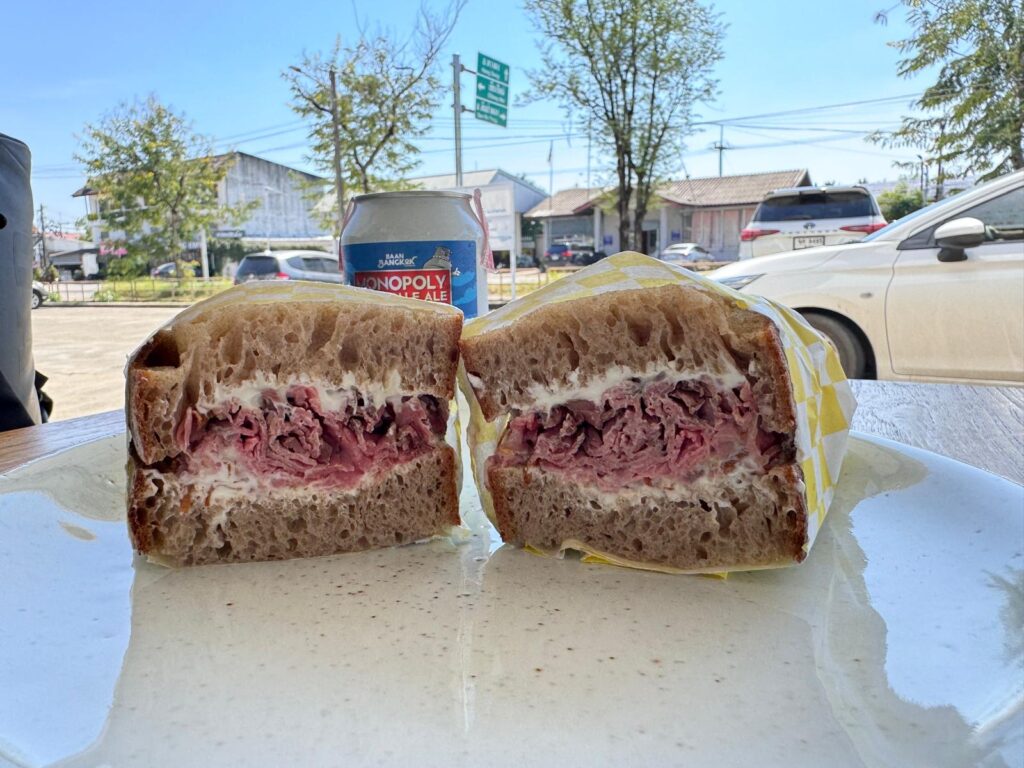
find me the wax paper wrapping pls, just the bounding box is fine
[459,251,857,573]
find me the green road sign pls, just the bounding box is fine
[475,99,508,127]
[477,53,509,84]
[476,76,508,105]
[475,53,509,127]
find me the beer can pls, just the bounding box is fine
[341,191,488,318]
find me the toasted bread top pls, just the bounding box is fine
[127,282,462,465]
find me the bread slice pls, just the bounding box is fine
[128,282,462,466]
[126,282,463,566]
[128,446,459,566]
[461,282,806,571]
[489,465,807,571]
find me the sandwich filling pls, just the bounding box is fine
[171,384,447,491]
[491,374,787,492]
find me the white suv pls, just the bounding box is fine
[712,170,1024,384]
[739,185,886,259]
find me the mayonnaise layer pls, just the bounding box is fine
[520,362,750,413]
[204,370,408,414]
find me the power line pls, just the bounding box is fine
[695,93,922,126]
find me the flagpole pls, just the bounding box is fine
[547,140,554,260]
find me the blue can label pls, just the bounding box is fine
[344,240,479,317]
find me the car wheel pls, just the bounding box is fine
[801,312,867,379]
[31,290,43,310]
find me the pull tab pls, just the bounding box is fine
[472,188,495,272]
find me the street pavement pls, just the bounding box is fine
[31,305,182,421]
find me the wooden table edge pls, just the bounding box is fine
[0,410,125,474]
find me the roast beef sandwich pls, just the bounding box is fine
[460,252,855,573]
[126,281,462,566]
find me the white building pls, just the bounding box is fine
[405,169,548,265]
[73,152,332,272]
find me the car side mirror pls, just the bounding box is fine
[934,217,985,262]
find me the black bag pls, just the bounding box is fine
[0,133,49,431]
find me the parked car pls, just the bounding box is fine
[31,281,46,310]
[739,185,886,259]
[514,253,544,270]
[151,262,197,278]
[544,243,576,265]
[572,249,606,266]
[659,243,713,263]
[712,170,1024,384]
[233,250,342,285]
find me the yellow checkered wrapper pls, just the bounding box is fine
[459,251,857,573]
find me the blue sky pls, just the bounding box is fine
[4,0,931,227]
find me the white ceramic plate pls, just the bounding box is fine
[1,432,1022,768]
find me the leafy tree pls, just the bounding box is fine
[284,1,464,233]
[521,217,544,240]
[104,253,149,279]
[877,181,926,222]
[871,0,1024,184]
[522,0,724,250]
[76,97,252,273]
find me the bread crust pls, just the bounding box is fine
[128,445,459,566]
[460,283,796,437]
[488,463,808,571]
[127,283,463,465]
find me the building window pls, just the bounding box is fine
[679,210,693,242]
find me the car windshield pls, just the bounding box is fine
[859,192,970,242]
[237,255,278,275]
[754,191,875,221]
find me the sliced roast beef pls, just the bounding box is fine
[176,385,447,489]
[491,375,788,491]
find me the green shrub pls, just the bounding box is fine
[92,288,120,302]
[106,255,149,279]
[877,182,925,222]
[34,265,59,282]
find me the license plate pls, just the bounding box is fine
[793,236,825,249]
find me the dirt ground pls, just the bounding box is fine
[31,305,183,421]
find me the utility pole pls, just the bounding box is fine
[713,125,727,177]
[198,227,209,278]
[453,53,464,186]
[547,140,554,257]
[288,63,347,263]
[38,205,47,270]
[934,119,947,202]
[586,119,592,190]
[328,66,345,263]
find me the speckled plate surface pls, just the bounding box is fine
[1,431,1022,768]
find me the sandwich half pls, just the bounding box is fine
[460,278,809,572]
[126,282,462,566]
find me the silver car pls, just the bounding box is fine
[233,250,342,285]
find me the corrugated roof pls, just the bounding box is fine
[525,170,811,218]
[524,187,607,218]
[72,151,326,197]
[409,169,501,189]
[406,168,547,196]
[658,169,811,207]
